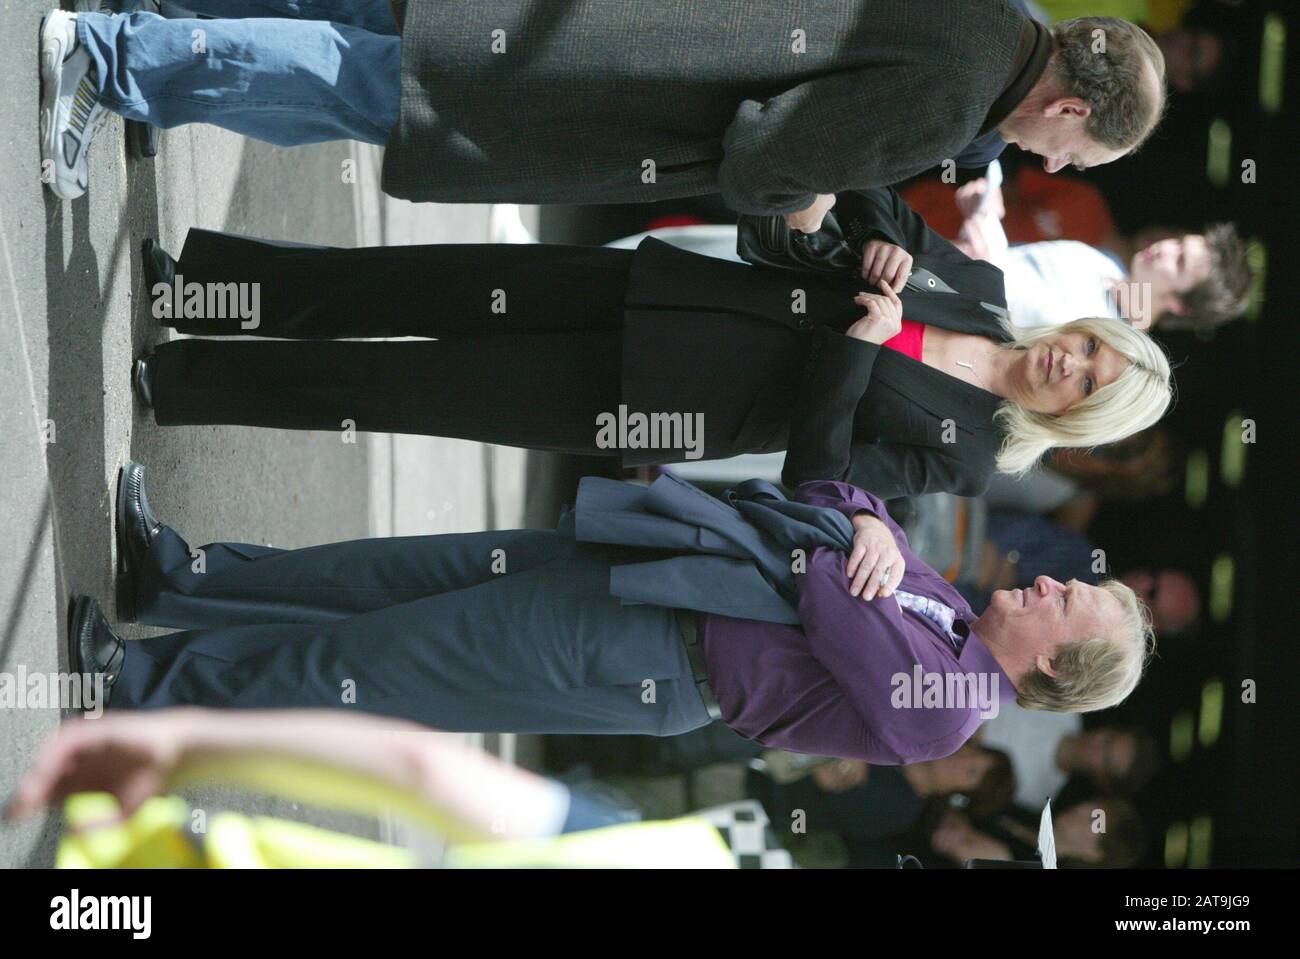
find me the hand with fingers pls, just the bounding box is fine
[4,713,189,821]
[784,193,837,234]
[845,512,905,601]
[957,214,993,261]
[954,177,1004,220]
[859,239,913,293]
[845,280,904,345]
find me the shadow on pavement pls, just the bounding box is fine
[42,191,111,675]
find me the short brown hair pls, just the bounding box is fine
[1160,224,1254,330]
[1052,17,1168,151]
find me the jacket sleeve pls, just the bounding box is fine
[779,326,880,487]
[778,329,989,498]
[842,440,990,500]
[840,186,972,263]
[717,65,970,216]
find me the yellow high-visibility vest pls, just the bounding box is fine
[57,793,737,869]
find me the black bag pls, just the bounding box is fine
[735,192,879,276]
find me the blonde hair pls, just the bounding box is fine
[993,317,1173,476]
[1018,580,1155,713]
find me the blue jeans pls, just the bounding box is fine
[77,0,400,146]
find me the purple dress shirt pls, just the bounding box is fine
[700,480,1018,763]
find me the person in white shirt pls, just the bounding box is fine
[953,173,1252,332]
[976,701,1081,807]
[976,707,1160,807]
[1001,239,1127,328]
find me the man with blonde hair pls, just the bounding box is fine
[74,466,1152,764]
[974,578,1152,714]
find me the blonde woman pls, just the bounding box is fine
[132,188,1171,498]
[782,301,1171,496]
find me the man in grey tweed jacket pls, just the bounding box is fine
[44,0,1165,226]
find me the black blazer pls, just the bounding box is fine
[780,187,1014,497]
[622,187,1012,499]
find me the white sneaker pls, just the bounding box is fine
[40,10,111,201]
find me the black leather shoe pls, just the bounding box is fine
[116,461,162,621]
[132,353,155,409]
[68,596,125,707]
[142,238,176,292]
[128,119,160,159]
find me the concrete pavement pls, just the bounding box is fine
[0,2,534,866]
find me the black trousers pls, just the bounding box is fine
[151,229,631,452]
[114,517,713,736]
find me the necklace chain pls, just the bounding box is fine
[954,350,997,390]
